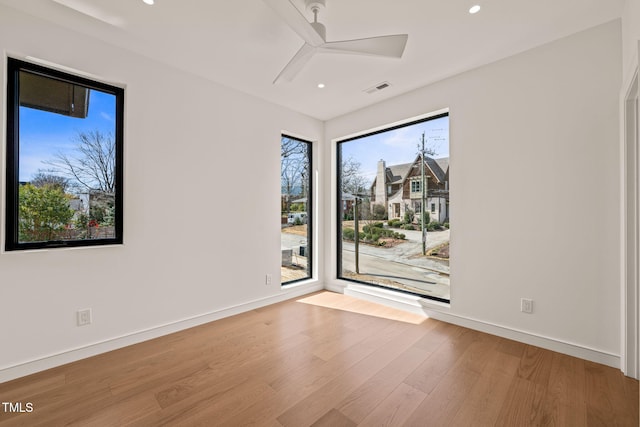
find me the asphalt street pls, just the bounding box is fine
[340,229,450,299]
[281,227,450,300]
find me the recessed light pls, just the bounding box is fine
[317,83,325,89]
[143,0,154,5]
[469,5,481,14]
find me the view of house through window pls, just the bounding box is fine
[338,113,450,302]
[281,135,312,284]
[5,58,123,250]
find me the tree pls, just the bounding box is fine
[341,157,369,196]
[44,130,117,230]
[371,203,387,220]
[281,137,309,213]
[281,137,307,159]
[46,130,116,193]
[30,170,70,192]
[19,184,74,242]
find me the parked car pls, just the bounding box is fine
[287,212,307,224]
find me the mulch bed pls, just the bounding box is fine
[428,242,449,259]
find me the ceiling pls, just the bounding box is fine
[0,0,625,121]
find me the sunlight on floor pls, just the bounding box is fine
[297,291,427,325]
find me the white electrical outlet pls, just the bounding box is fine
[265,274,272,285]
[520,298,533,314]
[77,308,92,326]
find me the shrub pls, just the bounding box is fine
[443,222,450,229]
[427,221,442,231]
[404,209,415,224]
[388,219,401,227]
[363,222,385,234]
[342,228,355,240]
[18,183,74,242]
[402,224,415,230]
[294,217,303,226]
[422,212,430,225]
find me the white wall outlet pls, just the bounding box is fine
[265,274,272,285]
[520,298,533,314]
[77,308,92,326]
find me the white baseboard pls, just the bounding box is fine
[2,280,622,384]
[344,284,621,370]
[0,282,323,383]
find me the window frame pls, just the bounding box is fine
[281,134,312,285]
[336,111,450,303]
[5,58,124,251]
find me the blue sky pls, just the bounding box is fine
[19,90,116,182]
[340,115,449,186]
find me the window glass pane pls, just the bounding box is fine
[281,135,312,284]
[6,59,123,250]
[338,113,450,302]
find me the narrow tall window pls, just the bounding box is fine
[337,113,450,302]
[6,58,124,251]
[281,135,312,284]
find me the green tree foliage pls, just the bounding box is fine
[103,205,115,227]
[19,184,74,242]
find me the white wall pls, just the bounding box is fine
[621,0,640,378]
[622,0,640,83]
[325,21,623,365]
[0,4,323,382]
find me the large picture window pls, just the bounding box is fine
[337,112,450,302]
[5,58,124,251]
[281,135,312,284]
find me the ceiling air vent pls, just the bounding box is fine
[364,81,391,94]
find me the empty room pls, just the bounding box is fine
[0,0,639,425]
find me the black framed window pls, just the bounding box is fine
[5,58,124,251]
[337,112,450,302]
[281,135,312,284]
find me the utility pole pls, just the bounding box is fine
[420,132,428,256]
[353,196,360,274]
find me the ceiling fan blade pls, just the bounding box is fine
[263,0,325,47]
[273,43,317,84]
[320,34,408,58]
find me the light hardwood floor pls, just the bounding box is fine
[0,291,637,426]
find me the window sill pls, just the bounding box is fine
[342,282,450,316]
